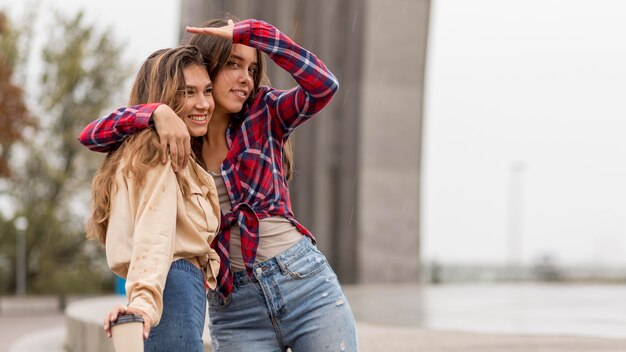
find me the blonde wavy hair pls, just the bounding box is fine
[86,46,206,244]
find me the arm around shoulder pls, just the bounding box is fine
[77,103,160,152]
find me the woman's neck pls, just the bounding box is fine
[203,110,231,172]
[207,110,229,139]
[203,109,230,152]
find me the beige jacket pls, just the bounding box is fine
[105,157,220,325]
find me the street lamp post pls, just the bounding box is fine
[506,161,526,279]
[14,216,27,296]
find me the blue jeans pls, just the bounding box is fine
[207,237,358,352]
[144,259,206,352]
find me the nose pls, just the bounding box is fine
[195,94,212,111]
[239,68,252,85]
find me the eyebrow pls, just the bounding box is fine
[230,54,258,65]
[184,82,213,90]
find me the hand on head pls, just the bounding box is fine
[186,19,235,40]
[103,305,152,340]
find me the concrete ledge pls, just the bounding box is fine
[65,296,124,352]
[64,296,212,352]
[9,327,65,352]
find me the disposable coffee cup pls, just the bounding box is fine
[110,313,145,352]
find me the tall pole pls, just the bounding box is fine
[14,216,27,296]
[506,161,526,276]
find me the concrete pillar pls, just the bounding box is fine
[357,0,430,282]
[179,0,430,284]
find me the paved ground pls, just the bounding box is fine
[344,283,626,338]
[356,323,626,352]
[0,296,66,352]
[2,283,626,351]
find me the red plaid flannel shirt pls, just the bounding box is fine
[78,19,339,298]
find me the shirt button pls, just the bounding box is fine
[255,267,263,275]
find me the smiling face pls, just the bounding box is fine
[211,44,258,117]
[180,63,214,137]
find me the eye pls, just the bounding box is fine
[203,87,212,96]
[227,61,239,68]
[177,88,193,97]
[248,66,258,76]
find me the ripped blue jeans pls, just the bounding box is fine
[207,237,358,352]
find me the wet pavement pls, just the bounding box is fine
[2,283,626,351]
[344,283,626,338]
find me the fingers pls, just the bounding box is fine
[103,305,127,338]
[169,141,179,173]
[176,140,185,173]
[103,315,112,338]
[185,26,226,36]
[152,104,191,173]
[125,307,152,340]
[170,136,189,173]
[185,26,210,34]
[182,138,191,170]
[107,306,152,340]
[160,139,168,165]
[143,319,151,340]
[185,21,234,40]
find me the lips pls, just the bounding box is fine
[187,115,207,122]
[231,89,248,100]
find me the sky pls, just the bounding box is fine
[0,0,180,100]
[2,0,626,268]
[423,0,626,266]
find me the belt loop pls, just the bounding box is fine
[275,256,289,275]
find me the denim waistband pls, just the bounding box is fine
[232,236,314,287]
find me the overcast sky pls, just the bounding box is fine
[3,0,626,267]
[424,0,626,266]
[0,0,180,99]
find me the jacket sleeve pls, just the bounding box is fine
[233,19,339,138]
[124,159,178,326]
[77,103,160,152]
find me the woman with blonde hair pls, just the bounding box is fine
[86,45,220,351]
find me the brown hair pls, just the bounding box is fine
[186,15,294,180]
[86,46,205,244]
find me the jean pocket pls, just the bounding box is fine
[283,247,328,279]
[207,289,231,312]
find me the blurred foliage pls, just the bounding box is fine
[0,9,130,294]
[0,12,38,178]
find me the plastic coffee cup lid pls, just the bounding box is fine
[110,313,144,327]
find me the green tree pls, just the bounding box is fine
[0,10,129,294]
